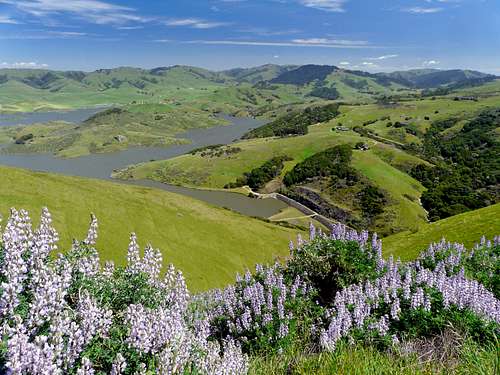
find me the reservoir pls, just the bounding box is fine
[0,109,288,218]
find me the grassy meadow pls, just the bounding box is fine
[0,165,300,291]
[383,203,500,260]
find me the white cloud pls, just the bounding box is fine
[218,0,349,12]
[291,38,369,46]
[239,27,301,36]
[165,18,230,29]
[1,61,49,69]
[181,39,374,49]
[0,0,147,25]
[403,7,443,14]
[423,60,440,66]
[116,25,143,30]
[299,0,347,12]
[0,14,19,24]
[47,31,87,37]
[339,61,350,66]
[367,54,398,60]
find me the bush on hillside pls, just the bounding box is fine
[411,108,500,221]
[224,155,292,190]
[285,226,382,304]
[283,144,354,186]
[307,86,340,100]
[242,103,340,139]
[0,208,498,374]
[0,209,247,374]
[206,263,317,355]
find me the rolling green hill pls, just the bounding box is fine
[116,110,429,236]
[378,68,495,89]
[223,64,298,84]
[0,66,229,113]
[383,203,500,260]
[0,165,299,291]
[2,65,495,113]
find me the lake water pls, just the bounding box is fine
[0,110,288,218]
[0,107,108,127]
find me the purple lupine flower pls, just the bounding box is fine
[111,353,127,375]
[309,222,316,241]
[83,214,98,246]
[77,357,95,375]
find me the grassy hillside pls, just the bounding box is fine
[351,150,427,234]
[383,203,500,260]
[0,104,224,157]
[0,66,228,113]
[333,95,500,145]
[1,65,495,114]
[116,116,429,235]
[222,64,298,84]
[0,165,299,291]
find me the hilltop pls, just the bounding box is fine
[1,64,497,113]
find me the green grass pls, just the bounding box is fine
[383,203,500,260]
[249,340,499,374]
[118,118,429,235]
[351,150,427,234]
[116,121,364,188]
[0,165,300,291]
[333,95,500,145]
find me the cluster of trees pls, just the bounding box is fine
[243,103,340,139]
[224,155,292,190]
[411,108,500,221]
[14,133,34,145]
[283,144,354,186]
[308,86,340,100]
[189,144,242,158]
[359,185,386,219]
[342,78,369,90]
[269,64,337,85]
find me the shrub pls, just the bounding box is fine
[319,236,500,352]
[243,104,340,139]
[224,156,292,190]
[0,209,247,374]
[283,145,353,186]
[206,263,317,355]
[286,225,382,304]
[0,208,498,374]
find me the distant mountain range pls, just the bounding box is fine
[268,64,496,89]
[0,64,497,112]
[0,64,496,92]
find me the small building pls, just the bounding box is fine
[454,96,478,102]
[355,142,370,151]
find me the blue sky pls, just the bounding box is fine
[0,0,498,73]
